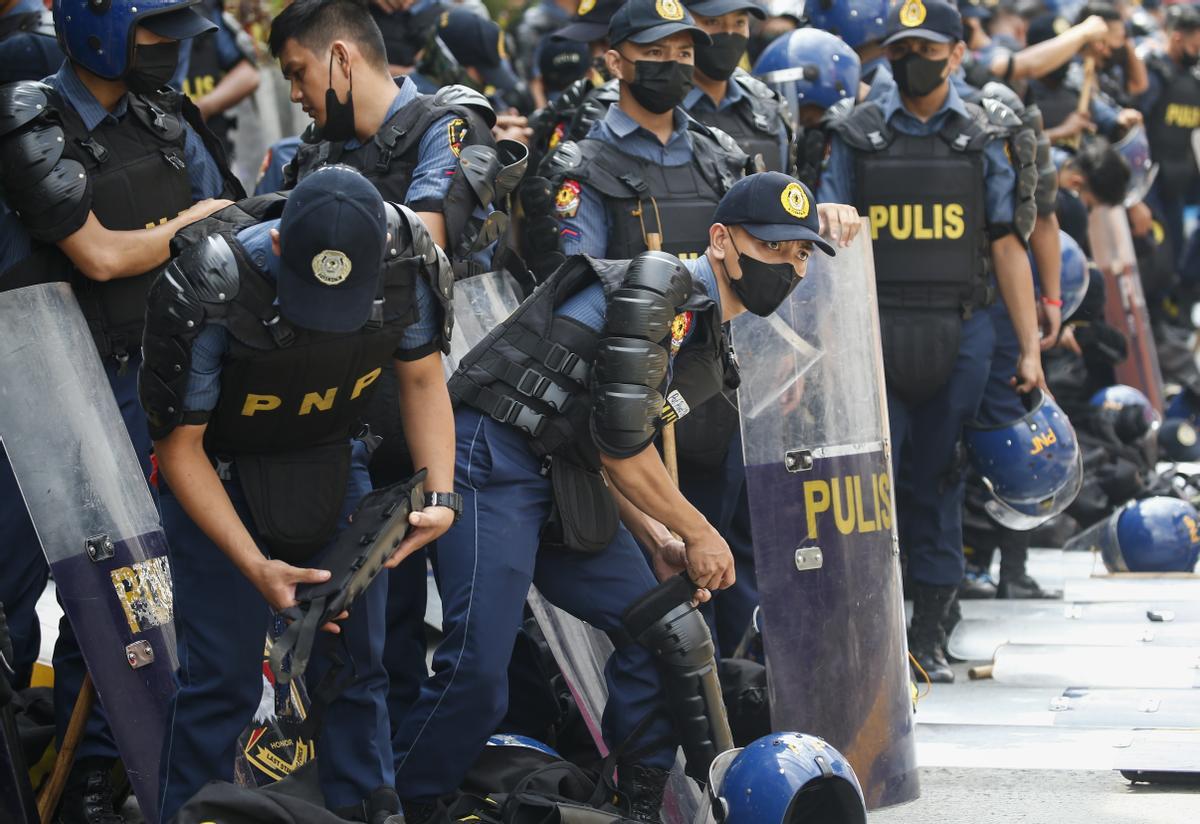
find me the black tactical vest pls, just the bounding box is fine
[548,121,746,260]
[688,72,788,173]
[1146,55,1200,199]
[183,27,233,147]
[834,102,991,311]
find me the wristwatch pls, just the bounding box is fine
[424,491,463,524]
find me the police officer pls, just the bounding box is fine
[142,165,457,823]
[549,0,747,261]
[0,0,63,84]
[393,172,835,824]
[436,6,534,115]
[0,1,241,819]
[515,0,579,106]
[179,0,261,160]
[819,0,1045,683]
[806,0,892,86]
[1138,3,1200,264]
[682,0,791,173]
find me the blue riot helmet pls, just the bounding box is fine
[53,0,214,80]
[1113,124,1159,208]
[964,388,1083,531]
[1067,497,1200,573]
[709,733,867,824]
[753,28,861,124]
[805,0,891,49]
[485,734,561,758]
[1030,229,1089,321]
[1090,385,1162,445]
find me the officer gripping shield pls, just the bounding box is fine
[732,223,919,808]
[0,283,177,824]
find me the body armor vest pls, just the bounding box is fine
[1146,55,1200,199]
[183,27,233,147]
[835,102,991,311]
[9,87,194,356]
[689,72,788,173]
[448,257,723,466]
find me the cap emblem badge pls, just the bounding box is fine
[656,0,684,22]
[781,182,810,220]
[312,250,352,285]
[900,0,927,28]
[578,0,596,15]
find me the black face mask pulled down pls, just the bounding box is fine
[623,57,694,114]
[889,52,949,99]
[695,33,748,81]
[725,236,800,317]
[323,50,357,143]
[125,41,181,95]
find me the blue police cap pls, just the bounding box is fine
[684,0,766,20]
[277,165,388,334]
[713,172,835,255]
[554,0,626,43]
[882,0,964,46]
[608,0,712,47]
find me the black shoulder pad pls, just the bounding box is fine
[173,233,242,303]
[127,91,185,142]
[732,69,776,101]
[0,81,52,137]
[7,156,91,242]
[387,202,455,350]
[457,143,502,206]
[940,102,993,152]
[168,194,287,257]
[433,84,497,128]
[0,118,65,190]
[828,101,891,152]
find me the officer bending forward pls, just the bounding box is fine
[139,166,458,823]
[392,172,852,824]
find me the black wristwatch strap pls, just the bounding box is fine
[425,491,463,523]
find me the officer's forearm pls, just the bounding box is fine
[1030,213,1062,300]
[153,425,266,580]
[415,211,448,250]
[195,60,259,120]
[1006,26,1094,81]
[393,353,455,493]
[1123,48,1149,97]
[992,232,1042,356]
[58,204,226,282]
[600,443,716,545]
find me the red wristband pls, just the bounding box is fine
[1041,296,1063,307]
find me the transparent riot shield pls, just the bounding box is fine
[1088,205,1165,412]
[445,270,525,375]
[0,283,177,824]
[733,223,919,808]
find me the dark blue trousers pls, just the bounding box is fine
[679,430,759,658]
[384,551,429,771]
[890,311,994,587]
[0,354,148,761]
[979,303,1028,426]
[391,409,675,802]
[158,443,393,822]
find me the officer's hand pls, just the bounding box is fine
[647,530,712,603]
[385,506,455,569]
[181,198,235,224]
[1058,324,1083,356]
[1117,108,1143,130]
[1128,200,1153,237]
[1058,111,1095,139]
[1012,351,1048,394]
[251,560,347,634]
[1038,301,1062,351]
[494,113,533,145]
[683,526,735,591]
[816,203,861,248]
[1079,14,1110,43]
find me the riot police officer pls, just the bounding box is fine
[682,0,791,172]
[179,0,261,160]
[393,172,836,824]
[818,0,1046,683]
[806,0,892,86]
[515,0,579,106]
[142,165,457,823]
[0,0,63,84]
[0,1,241,819]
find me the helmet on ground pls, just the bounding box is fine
[1089,385,1161,445]
[486,734,561,758]
[753,28,861,121]
[1068,497,1200,573]
[805,0,891,49]
[1031,230,1089,321]
[709,732,867,824]
[965,388,1083,531]
[53,0,213,80]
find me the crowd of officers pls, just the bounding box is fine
[2,0,1200,822]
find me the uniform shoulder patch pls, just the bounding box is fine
[555,179,582,218]
[670,310,693,354]
[448,117,468,157]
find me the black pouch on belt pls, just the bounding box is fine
[879,307,962,407]
[541,457,619,555]
[235,443,353,564]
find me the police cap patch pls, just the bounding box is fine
[312,250,352,285]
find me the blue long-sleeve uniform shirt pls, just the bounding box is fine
[0,62,226,274]
[181,220,439,412]
[819,81,1017,228]
[557,105,696,257]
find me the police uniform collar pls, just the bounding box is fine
[604,102,691,143]
[55,63,130,133]
[342,76,410,151]
[683,76,745,112]
[688,254,722,316]
[882,75,969,122]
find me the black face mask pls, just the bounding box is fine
[1183,50,1200,69]
[623,57,694,114]
[125,41,180,95]
[695,33,748,81]
[889,52,948,99]
[592,55,612,81]
[323,49,356,143]
[725,236,799,317]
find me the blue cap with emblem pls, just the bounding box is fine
[608,0,712,46]
[882,0,964,46]
[277,164,388,334]
[712,172,835,256]
[684,0,766,19]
